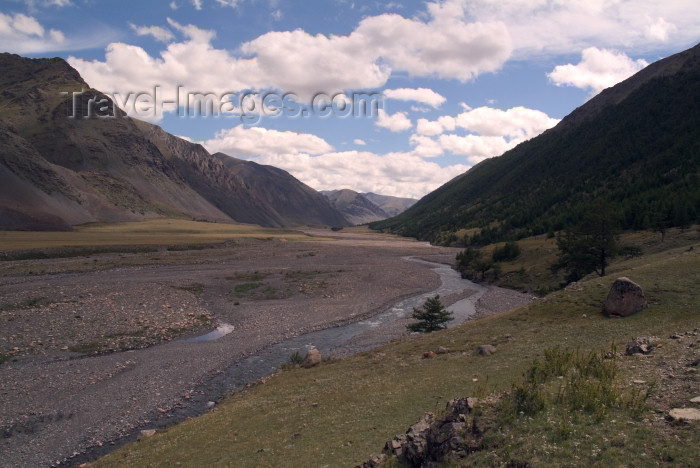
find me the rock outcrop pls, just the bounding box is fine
[604,277,647,317]
[625,336,659,355]
[356,397,481,468]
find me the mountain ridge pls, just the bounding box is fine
[370,43,700,244]
[0,53,350,230]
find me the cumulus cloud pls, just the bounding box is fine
[68,1,512,108]
[416,116,456,137]
[202,125,468,198]
[460,0,699,57]
[645,16,676,42]
[383,88,446,108]
[252,151,469,199]
[454,106,559,141]
[409,134,444,158]
[375,109,412,132]
[129,23,174,42]
[413,105,559,164]
[353,138,366,146]
[202,126,334,157]
[548,47,648,95]
[0,11,66,53]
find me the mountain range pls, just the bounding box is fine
[321,190,417,225]
[371,43,700,244]
[0,53,352,231]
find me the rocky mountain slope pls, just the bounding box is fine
[362,192,417,218]
[371,43,700,244]
[0,53,350,230]
[322,189,389,225]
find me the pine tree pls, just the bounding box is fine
[407,295,453,333]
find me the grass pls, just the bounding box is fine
[91,233,699,467]
[233,282,263,295]
[473,226,699,295]
[0,218,319,252]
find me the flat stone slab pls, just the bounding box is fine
[669,408,700,421]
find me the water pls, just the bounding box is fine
[180,323,235,342]
[197,257,486,394]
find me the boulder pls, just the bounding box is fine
[668,408,700,421]
[476,344,497,356]
[604,277,647,317]
[137,429,156,441]
[302,348,322,368]
[422,351,435,359]
[436,346,450,355]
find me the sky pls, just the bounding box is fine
[1,0,699,199]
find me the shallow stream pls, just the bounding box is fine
[190,257,486,395]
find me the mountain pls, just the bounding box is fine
[371,43,700,244]
[0,53,349,230]
[362,192,417,218]
[322,189,388,225]
[213,153,348,227]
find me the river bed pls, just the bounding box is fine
[186,257,486,396]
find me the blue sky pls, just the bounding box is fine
[2,0,699,198]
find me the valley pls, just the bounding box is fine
[0,223,529,467]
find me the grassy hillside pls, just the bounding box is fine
[371,44,700,245]
[92,230,699,467]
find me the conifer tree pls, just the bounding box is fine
[407,295,453,333]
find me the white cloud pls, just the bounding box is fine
[460,0,699,57]
[69,2,512,106]
[384,88,446,108]
[201,125,468,198]
[353,138,366,146]
[645,16,676,42]
[438,134,512,164]
[375,109,412,132]
[192,0,202,10]
[253,151,469,199]
[202,126,333,157]
[414,105,559,163]
[24,0,73,8]
[409,134,444,158]
[454,106,559,141]
[129,23,174,42]
[352,3,512,81]
[548,47,649,95]
[416,119,446,137]
[0,11,67,53]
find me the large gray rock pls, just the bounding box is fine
[604,277,647,317]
